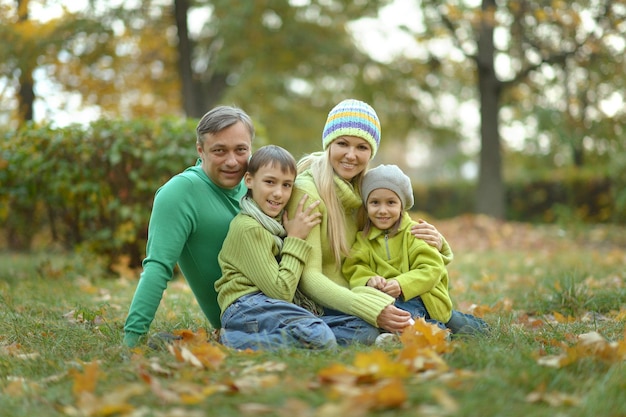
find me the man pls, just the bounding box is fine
[123,106,254,347]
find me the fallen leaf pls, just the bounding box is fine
[71,361,100,396]
[526,384,581,407]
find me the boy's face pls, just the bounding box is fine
[366,188,402,230]
[244,163,295,218]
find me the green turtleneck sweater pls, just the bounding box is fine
[123,161,246,347]
[342,211,454,323]
[285,169,395,327]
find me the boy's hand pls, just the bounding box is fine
[283,194,321,240]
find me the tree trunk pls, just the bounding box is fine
[18,73,35,122]
[174,0,202,117]
[16,0,34,123]
[475,0,505,219]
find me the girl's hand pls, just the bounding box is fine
[382,279,402,298]
[367,276,386,291]
[283,194,321,240]
[410,219,443,251]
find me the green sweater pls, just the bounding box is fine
[285,170,395,327]
[215,214,312,314]
[342,212,454,323]
[123,161,246,347]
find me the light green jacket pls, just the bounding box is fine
[342,212,454,323]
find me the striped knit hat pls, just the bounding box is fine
[322,99,381,158]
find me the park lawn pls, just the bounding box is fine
[1,215,625,417]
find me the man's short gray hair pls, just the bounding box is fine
[196,106,255,146]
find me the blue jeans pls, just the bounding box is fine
[395,297,488,335]
[320,308,380,346]
[220,292,337,351]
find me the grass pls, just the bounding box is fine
[1,216,625,417]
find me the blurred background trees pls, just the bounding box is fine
[1,0,625,221]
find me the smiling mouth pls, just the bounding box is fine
[222,170,240,176]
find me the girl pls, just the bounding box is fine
[215,145,336,350]
[342,164,488,335]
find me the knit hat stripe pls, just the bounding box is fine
[326,110,380,126]
[323,120,380,143]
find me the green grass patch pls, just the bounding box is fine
[1,218,625,417]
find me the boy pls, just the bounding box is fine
[215,145,337,350]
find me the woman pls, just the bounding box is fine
[286,99,452,342]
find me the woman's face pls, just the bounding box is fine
[328,136,372,181]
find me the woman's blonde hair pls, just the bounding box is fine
[297,149,367,268]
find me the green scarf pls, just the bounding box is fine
[239,195,324,316]
[333,174,363,214]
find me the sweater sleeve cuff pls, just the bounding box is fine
[350,286,394,327]
[282,236,312,261]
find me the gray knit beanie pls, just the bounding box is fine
[361,164,414,210]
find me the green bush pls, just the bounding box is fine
[412,173,621,224]
[0,118,198,268]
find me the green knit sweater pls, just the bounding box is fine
[123,161,246,347]
[215,214,312,314]
[342,212,454,323]
[285,170,395,327]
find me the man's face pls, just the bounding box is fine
[197,122,252,189]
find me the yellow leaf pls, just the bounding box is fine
[71,361,100,397]
[317,363,358,385]
[4,379,26,396]
[399,317,452,354]
[353,350,411,379]
[371,378,407,409]
[552,311,576,323]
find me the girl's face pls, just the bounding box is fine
[366,188,402,230]
[328,136,372,181]
[244,162,295,218]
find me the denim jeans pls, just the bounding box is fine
[320,308,380,346]
[395,297,447,330]
[395,296,488,335]
[220,292,337,351]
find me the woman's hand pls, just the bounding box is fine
[283,194,321,240]
[376,304,412,333]
[410,219,443,251]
